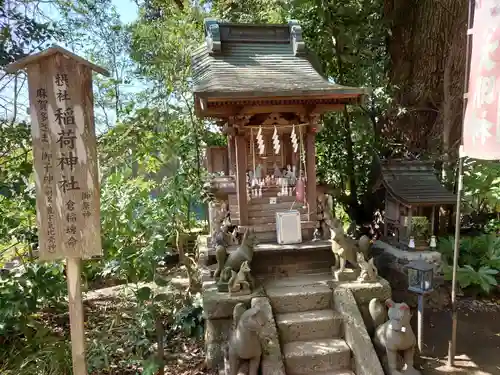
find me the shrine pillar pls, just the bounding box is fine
[228,134,236,176]
[306,123,317,221]
[234,131,248,225]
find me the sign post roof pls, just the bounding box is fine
[5,44,110,76]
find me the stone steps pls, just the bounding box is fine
[282,338,351,375]
[276,309,342,343]
[265,275,354,375]
[267,283,332,313]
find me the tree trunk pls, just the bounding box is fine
[384,0,467,162]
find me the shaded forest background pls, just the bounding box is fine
[0,0,499,374]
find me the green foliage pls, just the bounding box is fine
[0,263,67,337]
[287,0,389,216]
[440,234,500,294]
[0,2,58,66]
[485,218,500,235]
[411,216,429,240]
[462,159,500,214]
[445,265,498,295]
[0,122,37,253]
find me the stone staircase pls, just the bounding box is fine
[265,275,355,375]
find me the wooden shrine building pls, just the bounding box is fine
[374,159,456,247]
[193,18,367,242]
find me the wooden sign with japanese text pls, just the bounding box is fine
[26,52,102,260]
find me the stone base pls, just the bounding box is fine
[332,267,359,281]
[217,281,229,293]
[373,240,442,276]
[229,288,252,297]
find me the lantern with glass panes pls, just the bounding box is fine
[406,259,434,294]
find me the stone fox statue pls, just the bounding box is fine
[224,303,266,375]
[217,229,258,282]
[369,298,421,375]
[330,219,372,273]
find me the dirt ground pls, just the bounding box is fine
[415,299,500,375]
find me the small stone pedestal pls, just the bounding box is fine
[331,267,359,282]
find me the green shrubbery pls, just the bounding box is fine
[439,233,500,295]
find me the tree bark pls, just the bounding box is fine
[384,0,467,161]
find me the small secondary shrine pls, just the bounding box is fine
[194,19,367,243]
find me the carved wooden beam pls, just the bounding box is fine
[261,112,290,126]
[222,123,237,136]
[228,115,252,135]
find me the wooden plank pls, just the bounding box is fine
[6,44,109,76]
[26,53,102,261]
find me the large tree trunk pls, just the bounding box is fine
[384,0,468,166]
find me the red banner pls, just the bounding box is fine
[463,0,500,160]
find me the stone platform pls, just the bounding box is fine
[199,238,334,278]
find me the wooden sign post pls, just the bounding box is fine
[6,46,109,375]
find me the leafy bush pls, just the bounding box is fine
[450,265,498,295]
[440,234,500,294]
[411,216,429,240]
[0,262,67,337]
[485,218,500,235]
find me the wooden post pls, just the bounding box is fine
[431,205,436,235]
[235,133,248,225]
[384,191,389,238]
[228,135,236,175]
[417,294,424,353]
[407,207,413,240]
[66,257,86,373]
[306,125,317,221]
[6,45,109,375]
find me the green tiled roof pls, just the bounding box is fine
[192,19,367,100]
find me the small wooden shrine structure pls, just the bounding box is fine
[193,18,367,242]
[374,159,456,246]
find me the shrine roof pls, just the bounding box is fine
[380,160,456,206]
[192,19,367,104]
